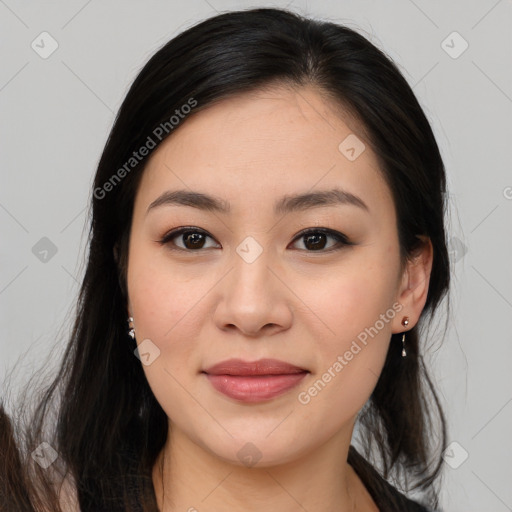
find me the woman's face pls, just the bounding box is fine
[126,85,413,466]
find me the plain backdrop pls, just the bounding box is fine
[1,1,511,511]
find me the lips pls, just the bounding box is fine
[202,358,309,402]
[203,358,308,376]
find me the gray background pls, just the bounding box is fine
[1,1,511,510]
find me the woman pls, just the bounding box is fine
[0,7,449,511]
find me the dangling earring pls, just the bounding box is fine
[401,316,409,357]
[127,316,135,339]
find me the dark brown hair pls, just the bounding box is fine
[1,7,449,511]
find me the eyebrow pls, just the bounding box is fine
[146,188,369,216]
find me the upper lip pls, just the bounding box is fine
[203,358,308,376]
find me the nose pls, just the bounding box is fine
[213,248,293,337]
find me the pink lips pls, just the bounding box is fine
[203,358,309,403]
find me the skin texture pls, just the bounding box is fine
[126,84,433,511]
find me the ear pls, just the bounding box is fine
[392,235,433,333]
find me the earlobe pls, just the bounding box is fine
[393,236,433,333]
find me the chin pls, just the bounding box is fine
[191,426,312,469]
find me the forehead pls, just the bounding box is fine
[136,84,394,219]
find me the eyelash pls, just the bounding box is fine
[157,226,354,253]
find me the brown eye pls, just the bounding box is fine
[159,227,220,251]
[290,229,351,252]
[181,232,207,249]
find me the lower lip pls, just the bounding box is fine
[204,372,308,402]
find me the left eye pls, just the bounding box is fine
[158,227,352,252]
[289,228,352,252]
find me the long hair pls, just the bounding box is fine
[1,7,450,511]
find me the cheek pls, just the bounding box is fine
[296,251,400,409]
[127,243,210,342]
[127,249,211,418]
[307,252,399,344]
[127,249,210,394]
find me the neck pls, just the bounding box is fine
[152,423,377,512]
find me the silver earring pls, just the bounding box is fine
[127,316,135,339]
[401,316,409,357]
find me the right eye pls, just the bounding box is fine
[158,227,221,252]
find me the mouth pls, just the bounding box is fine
[202,358,309,403]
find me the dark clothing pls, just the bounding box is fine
[347,446,436,511]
